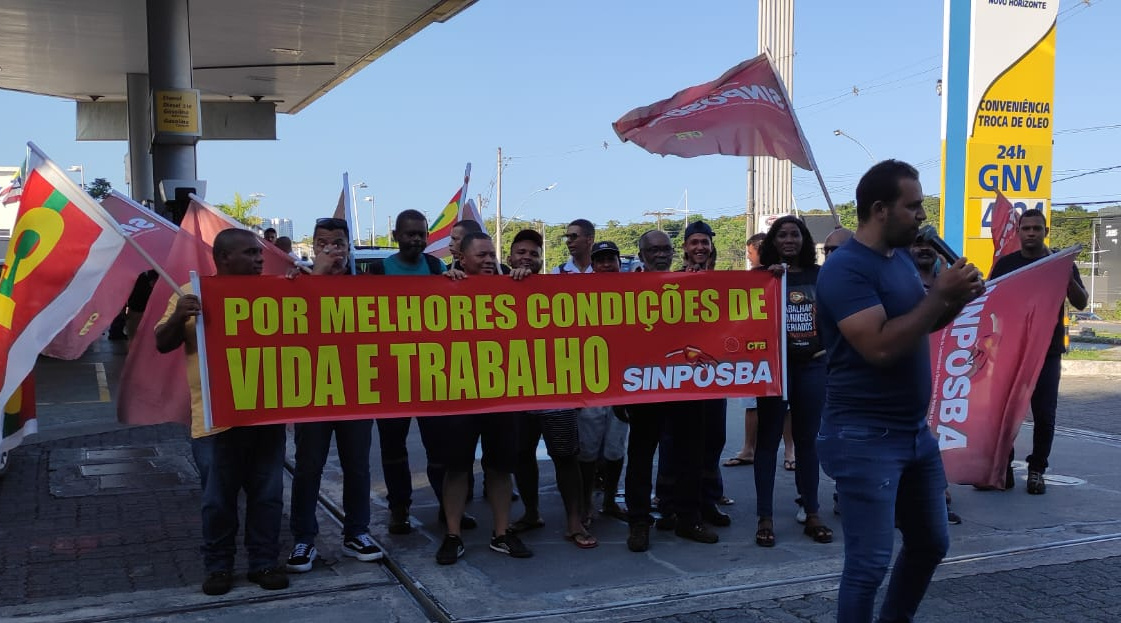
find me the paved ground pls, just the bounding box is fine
[2,337,1120,622]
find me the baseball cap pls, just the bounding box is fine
[683,220,715,240]
[511,229,543,248]
[590,241,620,257]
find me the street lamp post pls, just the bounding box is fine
[249,192,265,230]
[498,183,557,253]
[364,196,375,245]
[350,182,367,244]
[67,165,85,190]
[833,129,876,162]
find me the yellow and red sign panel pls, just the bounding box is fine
[197,271,785,427]
[941,0,1058,275]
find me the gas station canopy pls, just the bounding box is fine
[0,0,476,114]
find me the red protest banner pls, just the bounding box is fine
[198,271,785,428]
[927,247,1078,489]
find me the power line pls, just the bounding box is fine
[1053,164,1121,183]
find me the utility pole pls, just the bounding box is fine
[746,157,756,265]
[496,147,503,255]
[538,219,546,263]
[644,210,674,231]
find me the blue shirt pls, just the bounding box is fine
[383,254,444,276]
[816,239,931,430]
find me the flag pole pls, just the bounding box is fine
[341,173,358,275]
[763,54,841,227]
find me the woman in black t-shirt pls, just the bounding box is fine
[751,216,833,547]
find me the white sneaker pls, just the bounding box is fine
[286,543,317,573]
[795,497,807,524]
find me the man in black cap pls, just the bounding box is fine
[577,241,630,524]
[681,221,716,271]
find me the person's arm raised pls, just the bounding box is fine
[837,258,982,367]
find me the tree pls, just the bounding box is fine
[87,177,112,201]
[213,192,262,228]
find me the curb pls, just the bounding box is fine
[1062,359,1121,377]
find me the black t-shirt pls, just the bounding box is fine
[990,251,1083,355]
[784,265,822,361]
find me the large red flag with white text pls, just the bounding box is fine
[0,143,126,408]
[43,192,178,359]
[116,200,292,426]
[612,54,813,168]
[928,247,1079,489]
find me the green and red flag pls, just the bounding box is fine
[424,163,473,260]
[0,143,127,411]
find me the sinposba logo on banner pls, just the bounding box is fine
[940,0,1059,276]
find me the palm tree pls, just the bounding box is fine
[214,192,262,227]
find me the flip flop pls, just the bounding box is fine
[722,456,754,467]
[783,459,796,471]
[565,531,599,549]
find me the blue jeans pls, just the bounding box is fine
[291,420,373,543]
[817,422,949,623]
[755,359,825,517]
[194,426,286,574]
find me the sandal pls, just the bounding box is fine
[565,531,599,549]
[783,459,796,471]
[755,518,776,548]
[803,515,833,544]
[509,516,545,533]
[723,455,754,467]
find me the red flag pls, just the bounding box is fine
[116,201,291,427]
[0,143,126,406]
[990,191,1021,265]
[612,54,813,169]
[927,247,1079,489]
[42,193,178,359]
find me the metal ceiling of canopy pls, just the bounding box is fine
[0,0,476,114]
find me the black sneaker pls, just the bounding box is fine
[489,531,533,558]
[1006,464,1016,490]
[343,534,384,562]
[947,509,963,525]
[247,566,289,590]
[436,534,465,565]
[285,543,317,573]
[1027,470,1046,495]
[675,521,719,544]
[201,570,233,596]
[388,508,413,535]
[627,523,650,552]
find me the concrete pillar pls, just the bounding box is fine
[750,0,795,232]
[146,0,197,216]
[126,73,155,206]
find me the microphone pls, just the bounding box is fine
[917,225,960,263]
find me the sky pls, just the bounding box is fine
[1,0,1118,240]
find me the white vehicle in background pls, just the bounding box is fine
[351,245,397,274]
[0,166,20,261]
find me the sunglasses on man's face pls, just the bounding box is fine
[316,217,349,232]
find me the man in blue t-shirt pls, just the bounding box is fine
[367,210,471,537]
[815,160,984,623]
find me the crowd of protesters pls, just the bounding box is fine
[157,159,1084,623]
